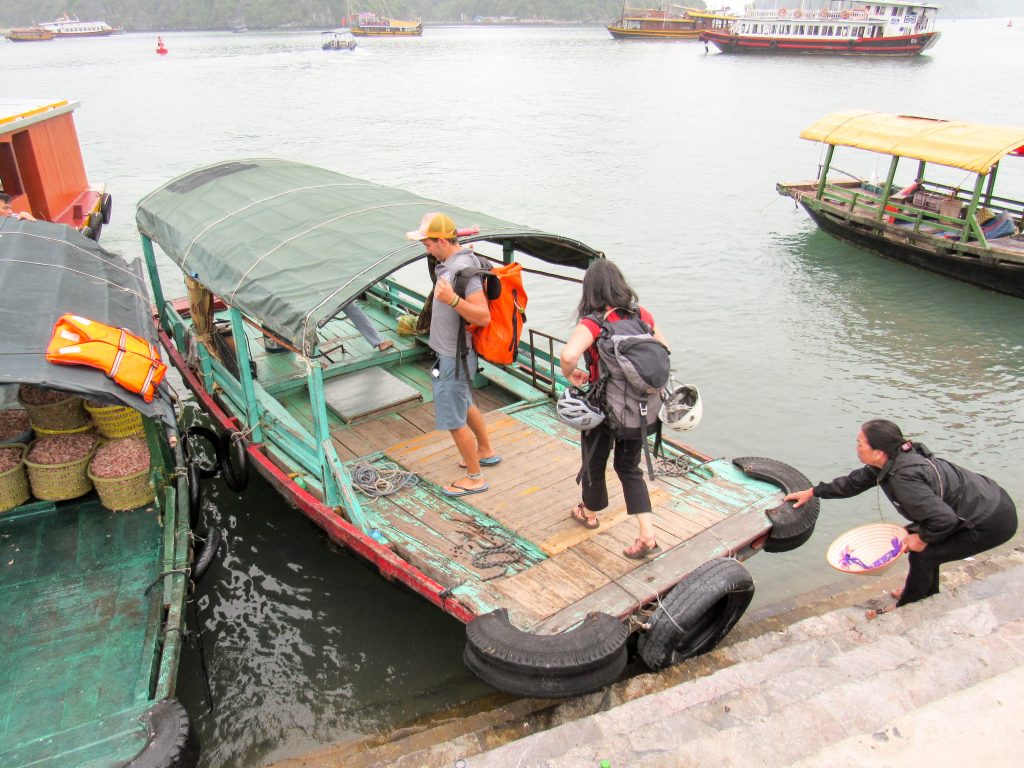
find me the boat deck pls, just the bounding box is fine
[223,301,777,634]
[0,500,159,767]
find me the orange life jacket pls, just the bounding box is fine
[468,262,528,365]
[45,314,167,402]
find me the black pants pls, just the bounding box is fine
[898,490,1018,607]
[580,424,651,515]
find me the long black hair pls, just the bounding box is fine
[861,419,912,457]
[574,259,639,321]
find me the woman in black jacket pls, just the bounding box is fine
[786,419,1017,613]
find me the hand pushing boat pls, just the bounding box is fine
[136,159,818,697]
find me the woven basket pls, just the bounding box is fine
[88,466,155,511]
[23,440,97,501]
[85,402,145,439]
[33,422,95,437]
[17,392,89,431]
[0,427,33,446]
[0,444,29,513]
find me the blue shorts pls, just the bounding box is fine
[432,352,477,431]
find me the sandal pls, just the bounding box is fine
[571,503,599,530]
[865,605,895,620]
[623,538,661,560]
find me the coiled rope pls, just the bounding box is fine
[351,461,419,497]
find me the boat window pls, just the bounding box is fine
[0,143,24,197]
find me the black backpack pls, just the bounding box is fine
[586,306,671,478]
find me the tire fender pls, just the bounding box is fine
[125,698,200,768]
[85,211,103,241]
[183,425,221,480]
[186,461,202,531]
[191,527,222,584]
[100,192,113,224]
[464,609,628,698]
[732,456,820,552]
[219,430,249,492]
[638,558,754,671]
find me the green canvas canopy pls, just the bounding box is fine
[0,218,174,426]
[136,159,603,357]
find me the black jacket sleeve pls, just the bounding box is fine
[885,465,960,543]
[813,465,880,499]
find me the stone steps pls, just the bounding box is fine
[267,546,1024,768]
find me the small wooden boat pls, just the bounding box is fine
[136,159,819,698]
[701,1,941,56]
[322,29,357,50]
[777,111,1024,298]
[351,11,422,36]
[4,27,55,42]
[607,4,734,40]
[0,218,209,768]
[37,12,122,37]
[0,98,112,239]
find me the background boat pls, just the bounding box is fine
[607,4,734,40]
[4,27,55,42]
[37,12,121,38]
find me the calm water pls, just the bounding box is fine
[6,20,1023,767]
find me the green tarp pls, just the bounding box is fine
[0,218,174,426]
[136,159,602,356]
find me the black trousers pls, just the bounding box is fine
[898,489,1018,607]
[580,424,651,516]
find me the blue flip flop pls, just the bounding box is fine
[459,455,502,468]
[442,481,490,498]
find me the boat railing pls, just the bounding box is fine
[745,8,869,21]
[820,182,968,238]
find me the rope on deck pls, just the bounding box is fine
[351,460,419,497]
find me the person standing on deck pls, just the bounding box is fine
[559,259,670,559]
[786,419,1018,618]
[406,212,499,497]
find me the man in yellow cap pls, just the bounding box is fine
[406,212,500,497]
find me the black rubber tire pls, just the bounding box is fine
[100,192,113,224]
[86,211,103,241]
[191,527,222,584]
[126,698,200,768]
[186,461,202,530]
[81,225,95,239]
[732,456,820,550]
[183,426,220,480]
[637,558,754,671]
[219,430,249,492]
[466,609,628,676]
[463,643,627,699]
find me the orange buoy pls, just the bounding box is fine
[156,36,168,55]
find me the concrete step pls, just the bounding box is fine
[266,546,1024,768]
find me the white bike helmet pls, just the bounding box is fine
[556,387,605,431]
[660,384,702,431]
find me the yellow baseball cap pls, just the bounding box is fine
[406,211,457,241]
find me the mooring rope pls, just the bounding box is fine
[350,460,419,497]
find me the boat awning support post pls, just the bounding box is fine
[815,145,836,200]
[306,362,341,507]
[229,307,264,443]
[961,174,989,247]
[983,163,999,207]
[875,155,900,222]
[502,240,514,265]
[916,160,927,182]
[141,236,168,332]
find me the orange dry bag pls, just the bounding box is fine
[45,314,167,402]
[468,262,528,365]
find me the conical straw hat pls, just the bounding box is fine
[826,522,907,574]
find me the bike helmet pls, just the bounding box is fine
[556,387,605,431]
[660,384,702,431]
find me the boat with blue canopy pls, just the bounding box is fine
[137,158,819,697]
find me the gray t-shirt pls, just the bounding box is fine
[429,249,483,356]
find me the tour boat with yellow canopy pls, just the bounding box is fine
[777,110,1024,298]
[0,218,212,768]
[137,158,818,698]
[701,1,941,56]
[0,98,112,239]
[606,4,734,40]
[351,11,422,36]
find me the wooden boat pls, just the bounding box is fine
[701,1,941,56]
[137,159,819,698]
[777,111,1024,298]
[351,11,422,36]
[322,29,357,50]
[0,98,112,239]
[37,13,121,38]
[607,4,734,39]
[0,218,209,768]
[4,27,55,42]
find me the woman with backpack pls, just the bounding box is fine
[559,259,670,559]
[785,419,1017,617]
